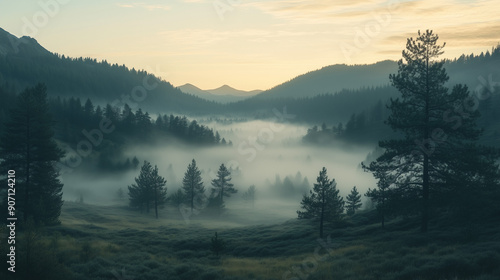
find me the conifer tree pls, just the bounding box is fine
[297,167,344,238]
[363,30,500,232]
[210,164,237,214]
[345,186,362,216]
[242,185,256,208]
[0,83,64,225]
[182,159,205,214]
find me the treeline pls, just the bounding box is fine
[0,83,230,173]
[303,99,395,145]
[50,96,230,145]
[229,86,399,124]
[266,172,310,199]
[304,86,500,147]
[48,96,230,172]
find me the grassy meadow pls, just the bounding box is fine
[2,201,500,280]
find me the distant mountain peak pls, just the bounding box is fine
[178,83,262,103]
[0,27,51,57]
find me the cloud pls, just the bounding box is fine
[116,2,171,11]
[243,0,387,24]
[117,4,134,8]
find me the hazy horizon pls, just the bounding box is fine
[1,0,499,91]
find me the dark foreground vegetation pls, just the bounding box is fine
[1,202,500,280]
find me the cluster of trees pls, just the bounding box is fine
[127,161,167,218]
[297,167,362,238]
[266,172,310,198]
[302,99,393,145]
[127,159,241,218]
[50,97,230,146]
[299,31,500,237]
[47,96,229,172]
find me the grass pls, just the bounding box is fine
[1,202,499,280]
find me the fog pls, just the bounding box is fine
[61,119,376,224]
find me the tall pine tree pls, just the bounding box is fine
[210,164,237,214]
[363,30,500,232]
[0,84,64,225]
[297,167,344,238]
[182,159,205,215]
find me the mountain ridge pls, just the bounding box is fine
[0,27,51,57]
[177,83,262,103]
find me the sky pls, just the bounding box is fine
[0,0,499,91]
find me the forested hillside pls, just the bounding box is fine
[0,28,221,114]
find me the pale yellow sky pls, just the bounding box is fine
[1,0,499,91]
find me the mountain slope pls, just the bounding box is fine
[253,47,500,101]
[0,28,221,114]
[254,60,398,100]
[0,27,51,57]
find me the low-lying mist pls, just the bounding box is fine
[61,119,376,225]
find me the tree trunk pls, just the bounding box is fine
[154,188,159,219]
[422,155,429,232]
[191,186,194,215]
[319,210,324,239]
[422,55,430,233]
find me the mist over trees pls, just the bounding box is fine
[242,185,256,208]
[48,96,230,173]
[0,83,64,225]
[303,46,500,147]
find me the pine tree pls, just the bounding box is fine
[210,164,237,214]
[242,185,256,208]
[150,164,167,219]
[0,84,64,225]
[365,174,392,228]
[297,167,344,238]
[182,159,205,214]
[128,161,167,218]
[128,161,152,213]
[363,30,500,232]
[345,186,362,216]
